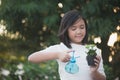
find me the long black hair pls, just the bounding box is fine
[58,10,88,48]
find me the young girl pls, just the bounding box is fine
[28,10,106,80]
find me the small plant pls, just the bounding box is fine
[85,44,97,55]
[85,44,97,66]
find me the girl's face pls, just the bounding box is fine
[68,18,86,44]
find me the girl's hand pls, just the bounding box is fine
[90,55,101,72]
[90,55,106,80]
[58,50,72,62]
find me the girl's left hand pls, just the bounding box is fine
[90,55,101,72]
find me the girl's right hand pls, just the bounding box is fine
[58,50,72,62]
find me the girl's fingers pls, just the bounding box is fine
[62,56,70,62]
[94,58,99,64]
[94,55,101,65]
[61,50,74,62]
[61,50,72,62]
[96,55,101,61]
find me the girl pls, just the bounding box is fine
[28,10,106,80]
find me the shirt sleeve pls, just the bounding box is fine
[40,44,60,53]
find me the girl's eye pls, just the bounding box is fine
[80,25,85,29]
[71,27,76,30]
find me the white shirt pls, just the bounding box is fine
[40,43,106,80]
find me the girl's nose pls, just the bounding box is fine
[76,29,81,34]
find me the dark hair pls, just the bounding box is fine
[58,10,88,48]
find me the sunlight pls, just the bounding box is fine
[0,24,7,36]
[109,55,112,62]
[116,25,120,30]
[1,68,10,76]
[0,20,7,36]
[94,37,101,44]
[0,19,22,39]
[58,2,63,8]
[60,13,64,17]
[107,32,117,47]
[111,51,115,55]
[113,7,120,13]
[7,32,21,39]
[0,0,1,6]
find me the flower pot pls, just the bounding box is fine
[86,54,97,66]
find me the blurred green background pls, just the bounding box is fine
[0,0,120,80]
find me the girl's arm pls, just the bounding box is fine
[28,52,59,63]
[28,51,71,63]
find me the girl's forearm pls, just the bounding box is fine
[28,52,59,63]
[91,71,106,80]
